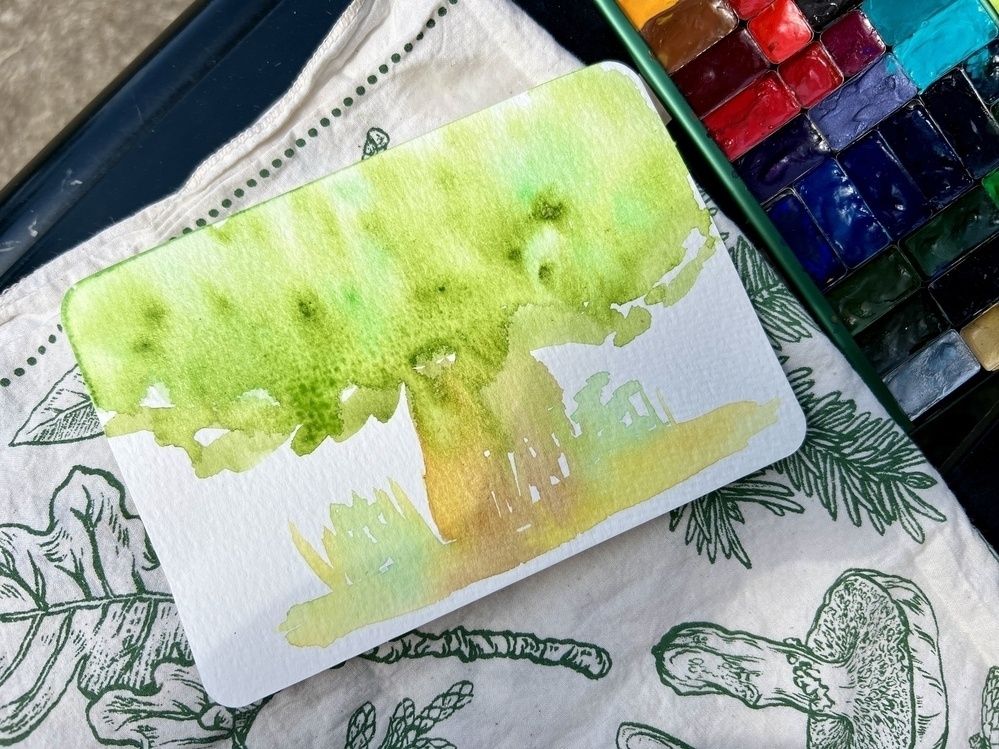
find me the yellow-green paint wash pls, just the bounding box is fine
[281,386,777,649]
[65,66,776,649]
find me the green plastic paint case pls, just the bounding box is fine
[591,0,914,432]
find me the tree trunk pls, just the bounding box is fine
[405,352,576,545]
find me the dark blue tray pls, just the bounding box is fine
[0,0,625,288]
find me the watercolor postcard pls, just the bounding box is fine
[63,64,806,706]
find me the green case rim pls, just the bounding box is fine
[591,0,913,432]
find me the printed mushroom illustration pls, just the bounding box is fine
[652,569,948,749]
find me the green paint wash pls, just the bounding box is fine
[64,65,723,543]
[281,376,777,648]
[288,479,443,595]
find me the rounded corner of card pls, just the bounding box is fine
[777,388,809,461]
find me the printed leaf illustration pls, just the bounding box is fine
[343,681,472,749]
[0,465,189,744]
[726,234,815,352]
[776,368,944,542]
[653,569,948,749]
[362,127,391,160]
[970,666,999,749]
[360,626,612,680]
[87,661,265,748]
[617,722,697,749]
[9,366,102,446]
[669,471,803,569]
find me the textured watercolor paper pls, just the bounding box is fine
[62,64,806,706]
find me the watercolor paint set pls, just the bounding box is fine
[597,0,999,427]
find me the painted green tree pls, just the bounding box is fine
[65,66,747,546]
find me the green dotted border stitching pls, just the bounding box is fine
[175,0,458,238]
[0,325,63,388]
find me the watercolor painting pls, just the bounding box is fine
[63,64,805,705]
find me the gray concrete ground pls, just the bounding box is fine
[0,0,194,190]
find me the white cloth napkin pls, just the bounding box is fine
[1,1,997,747]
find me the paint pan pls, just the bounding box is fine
[599,0,999,426]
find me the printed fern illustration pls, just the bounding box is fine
[670,192,942,568]
[668,366,943,568]
[344,681,473,749]
[775,368,943,542]
[0,464,260,748]
[970,667,999,749]
[360,626,612,680]
[726,233,816,352]
[653,569,948,749]
[731,227,943,543]
[668,471,803,569]
[9,366,102,446]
